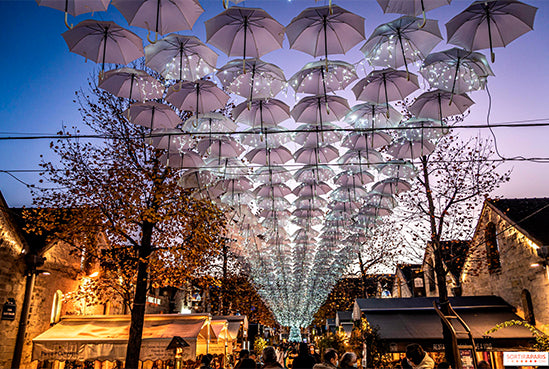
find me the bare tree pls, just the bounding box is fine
[28,77,226,368]
[398,133,510,364]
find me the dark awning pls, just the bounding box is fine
[355,296,536,352]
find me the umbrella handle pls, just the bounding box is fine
[223,0,228,9]
[419,11,426,29]
[147,29,159,44]
[64,12,73,29]
[491,51,496,63]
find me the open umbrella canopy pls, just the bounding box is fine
[254,183,292,198]
[289,60,358,95]
[160,150,204,169]
[339,148,384,168]
[205,157,249,179]
[376,0,452,16]
[409,89,474,120]
[387,137,435,159]
[361,15,442,73]
[344,102,402,129]
[245,146,293,165]
[294,165,335,183]
[294,196,328,209]
[37,0,110,16]
[253,166,293,184]
[99,68,163,100]
[331,186,369,202]
[147,129,195,152]
[145,34,217,81]
[166,80,229,114]
[233,98,291,127]
[197,136,244,158]
[446,0,538,62]
[205,7,284,59]
[178,169,214,189]
[286,5,365,59]
[183,113,237,134]
[62,20,144,71]
[257,196,292,210]
[400,117,447,141]
[293,123,342,147]
[217,58,286,100]
[352,68,419,104]
[420,47,494,95]
[113,0,203,37]
[342,131,392,150]
[294,145,339,164]
[334,170,375,186]
[126,102,181,130]
[293,181,332,197]
[291,95,350,124]
[376,159,417,179]
[364,191,399,209]
[372,177,412,194]
[240,127,291,147]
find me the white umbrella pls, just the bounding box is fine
[99,68,164,101]
[286,5,365,60]
[217,58,286,100]
[112,0,203,37]
[386,137,435,159]
[62,20,144,72]
[126,102,181,130]
[145,34,217,81]
[166,80,229,115]
[289,60,358,95]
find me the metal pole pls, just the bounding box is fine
[11,272,37,369]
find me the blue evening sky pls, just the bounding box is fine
[1,0,548,207]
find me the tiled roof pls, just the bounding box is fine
[488,198,549,246]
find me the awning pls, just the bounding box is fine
[32,314,216,362]
[356,296,536,352]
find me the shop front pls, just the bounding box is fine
[353,296,538,369]
[32,314,216,369]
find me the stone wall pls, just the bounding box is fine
[461,204,549,334]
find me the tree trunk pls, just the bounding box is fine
[357,252,369,298]
[421,156,456,367]
[125,221,154,369]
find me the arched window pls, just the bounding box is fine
[485,222,501,274]
[50,290,63,324]
[522,289,536,325]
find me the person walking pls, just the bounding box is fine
[292,343,317,369]
[313,349,338,369]
[405,344,434,369]
[338,352,357,369]
[263,346,284,369]
[235,350,251,369]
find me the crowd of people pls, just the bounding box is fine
[220,342,493,369]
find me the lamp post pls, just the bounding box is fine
[11,254,48,369]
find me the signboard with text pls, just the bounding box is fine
[504,352,549,366]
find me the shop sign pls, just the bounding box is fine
[2,298,16,321]
[504,352,549,366]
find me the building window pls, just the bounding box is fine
[485,222,501,274]
[50,290,63,324]
[521,289,536,325]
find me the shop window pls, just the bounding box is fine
[522,289,536,325]
[485,222,501,274]
[50,290,63,324]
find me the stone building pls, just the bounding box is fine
[423,240,469,298]
[0,191,181,368]
[461,198,549,334]
[391,263,425,298]
[0,192,91,368]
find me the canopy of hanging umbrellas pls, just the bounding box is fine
[38,0,537,329]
